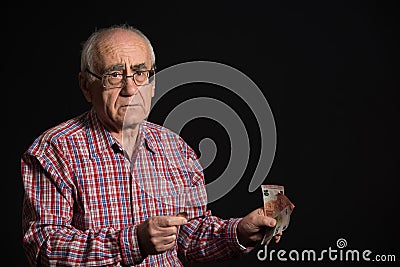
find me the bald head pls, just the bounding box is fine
[81,25,155,81]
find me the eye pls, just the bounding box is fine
[109,72,122,78]
[135,70,145,76]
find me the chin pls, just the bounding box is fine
[123,115,146,128]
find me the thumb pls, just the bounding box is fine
[156,216,187,227]
[259,216,276,228]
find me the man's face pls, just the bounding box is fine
[82,29,155,134]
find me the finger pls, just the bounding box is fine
[154,233,177,245]
[155,216,187,228]
[274,234,282,243]
[274,230,283,243]
[158,241,176,252]
[159,225,179,237]
[163,233,177,245]
[153,236,177,253]
[251,232,265,243]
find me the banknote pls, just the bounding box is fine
[261,184,295,245]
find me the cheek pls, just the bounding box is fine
[144,91,154,110]
[103,91,119,106]
[93,91,119,115]
[136,86,152,106]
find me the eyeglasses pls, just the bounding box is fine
[85,68,155,89]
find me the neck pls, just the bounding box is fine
[113,124,141,159]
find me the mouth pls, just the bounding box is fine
[121,104,140,108]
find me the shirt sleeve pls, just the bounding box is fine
[21,143,144,266]
[176,140,253,262]
[178,212,252,262]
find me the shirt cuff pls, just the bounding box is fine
[119,226,144,265]
[225,218,254,254]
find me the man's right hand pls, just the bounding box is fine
[137,216,187,256]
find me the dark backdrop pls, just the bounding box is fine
[7,1,399,266]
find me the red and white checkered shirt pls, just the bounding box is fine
[21,108,246,266]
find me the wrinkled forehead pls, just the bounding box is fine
[94,29,152,71]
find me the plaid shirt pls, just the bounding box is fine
[21,108,246,266]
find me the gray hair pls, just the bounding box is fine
[80,24,156,82]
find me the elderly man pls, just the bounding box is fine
[21,24,280,266]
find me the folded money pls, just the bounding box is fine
[261,184,295,245]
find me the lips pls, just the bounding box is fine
[121,104,140,107]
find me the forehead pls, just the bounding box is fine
[95,29,151,71]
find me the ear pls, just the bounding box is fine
[79,71,92,103]
[151,79,156,97]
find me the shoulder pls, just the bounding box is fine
[25,112,89,157]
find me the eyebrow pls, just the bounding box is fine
[104,63,149,73]
[132,63,147,70]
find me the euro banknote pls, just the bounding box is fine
[261,184,295,245]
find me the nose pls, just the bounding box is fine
[121,77,139,96]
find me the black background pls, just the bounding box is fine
[7,1,399,266]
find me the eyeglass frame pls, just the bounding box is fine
[85,66,156,89]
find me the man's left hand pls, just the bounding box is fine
[237,207,282,247]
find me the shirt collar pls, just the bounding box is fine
[141,121,157,154]
[87,108,157,157]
